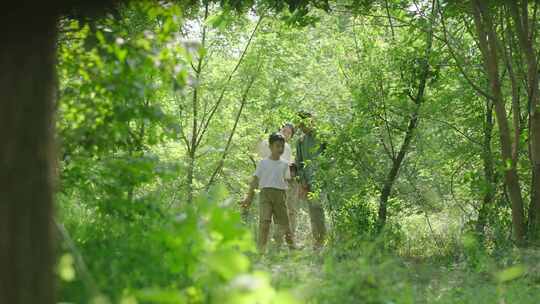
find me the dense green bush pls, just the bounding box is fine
[58,184,299,304]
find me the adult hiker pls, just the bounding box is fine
[295,111,327,250]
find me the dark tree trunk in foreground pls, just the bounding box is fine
[0,11,58,304]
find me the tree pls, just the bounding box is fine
[175,5,263,203]
[0,7,58,304]
[377,1,436,230]
[505,0,540,242]
[470,0,530,244]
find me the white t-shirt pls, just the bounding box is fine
[256,140,292,164]
[254,158,291,190]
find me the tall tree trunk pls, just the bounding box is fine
[532,169,540,240]
[0,12,58,304]
[181,2,209,204]
[507,0,540,241]
[472,0,526,244]
[528,113,540,240]
[476,100,496,236]
[377,1,435,230]
[501,11,522,165]
[186,150,196,204]
[206,73,258,189]
[377,110,421,229]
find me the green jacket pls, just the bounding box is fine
[295,132,324,186]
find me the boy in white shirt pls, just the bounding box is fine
[242,133,296,253]
[255,123,300,243]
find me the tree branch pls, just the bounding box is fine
[195,16,264,149]
[205,72,259,189]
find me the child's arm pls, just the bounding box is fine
[284,163,291,181]
[241,176,259,208]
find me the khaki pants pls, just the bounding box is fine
[272,180,299,245]
[259,188,294,252]
[287,181,300,236]
[308,199,326,248]
[301,184,326,248]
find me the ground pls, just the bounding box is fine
[247,206,540,303]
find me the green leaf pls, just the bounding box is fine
[57,253,76,282]
[205,250,250,280]
[495,265,525,283]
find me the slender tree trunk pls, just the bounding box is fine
[507,0,540,241]
[528,105,540,238]
[377,1,435,230]
[527,54,540,242]
[501,13,522,165]
[377,112,421,229]
[183,2,209,204]
[472,0,526,243]
[476,100,496,235]
[206,74,258,189]
[532,169,540,239]
[0,13,58,304]
[186,150,196,204]
[187,59,202,204]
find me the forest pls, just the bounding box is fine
[2,0,540,303]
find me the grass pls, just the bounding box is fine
[250,212,540,304]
